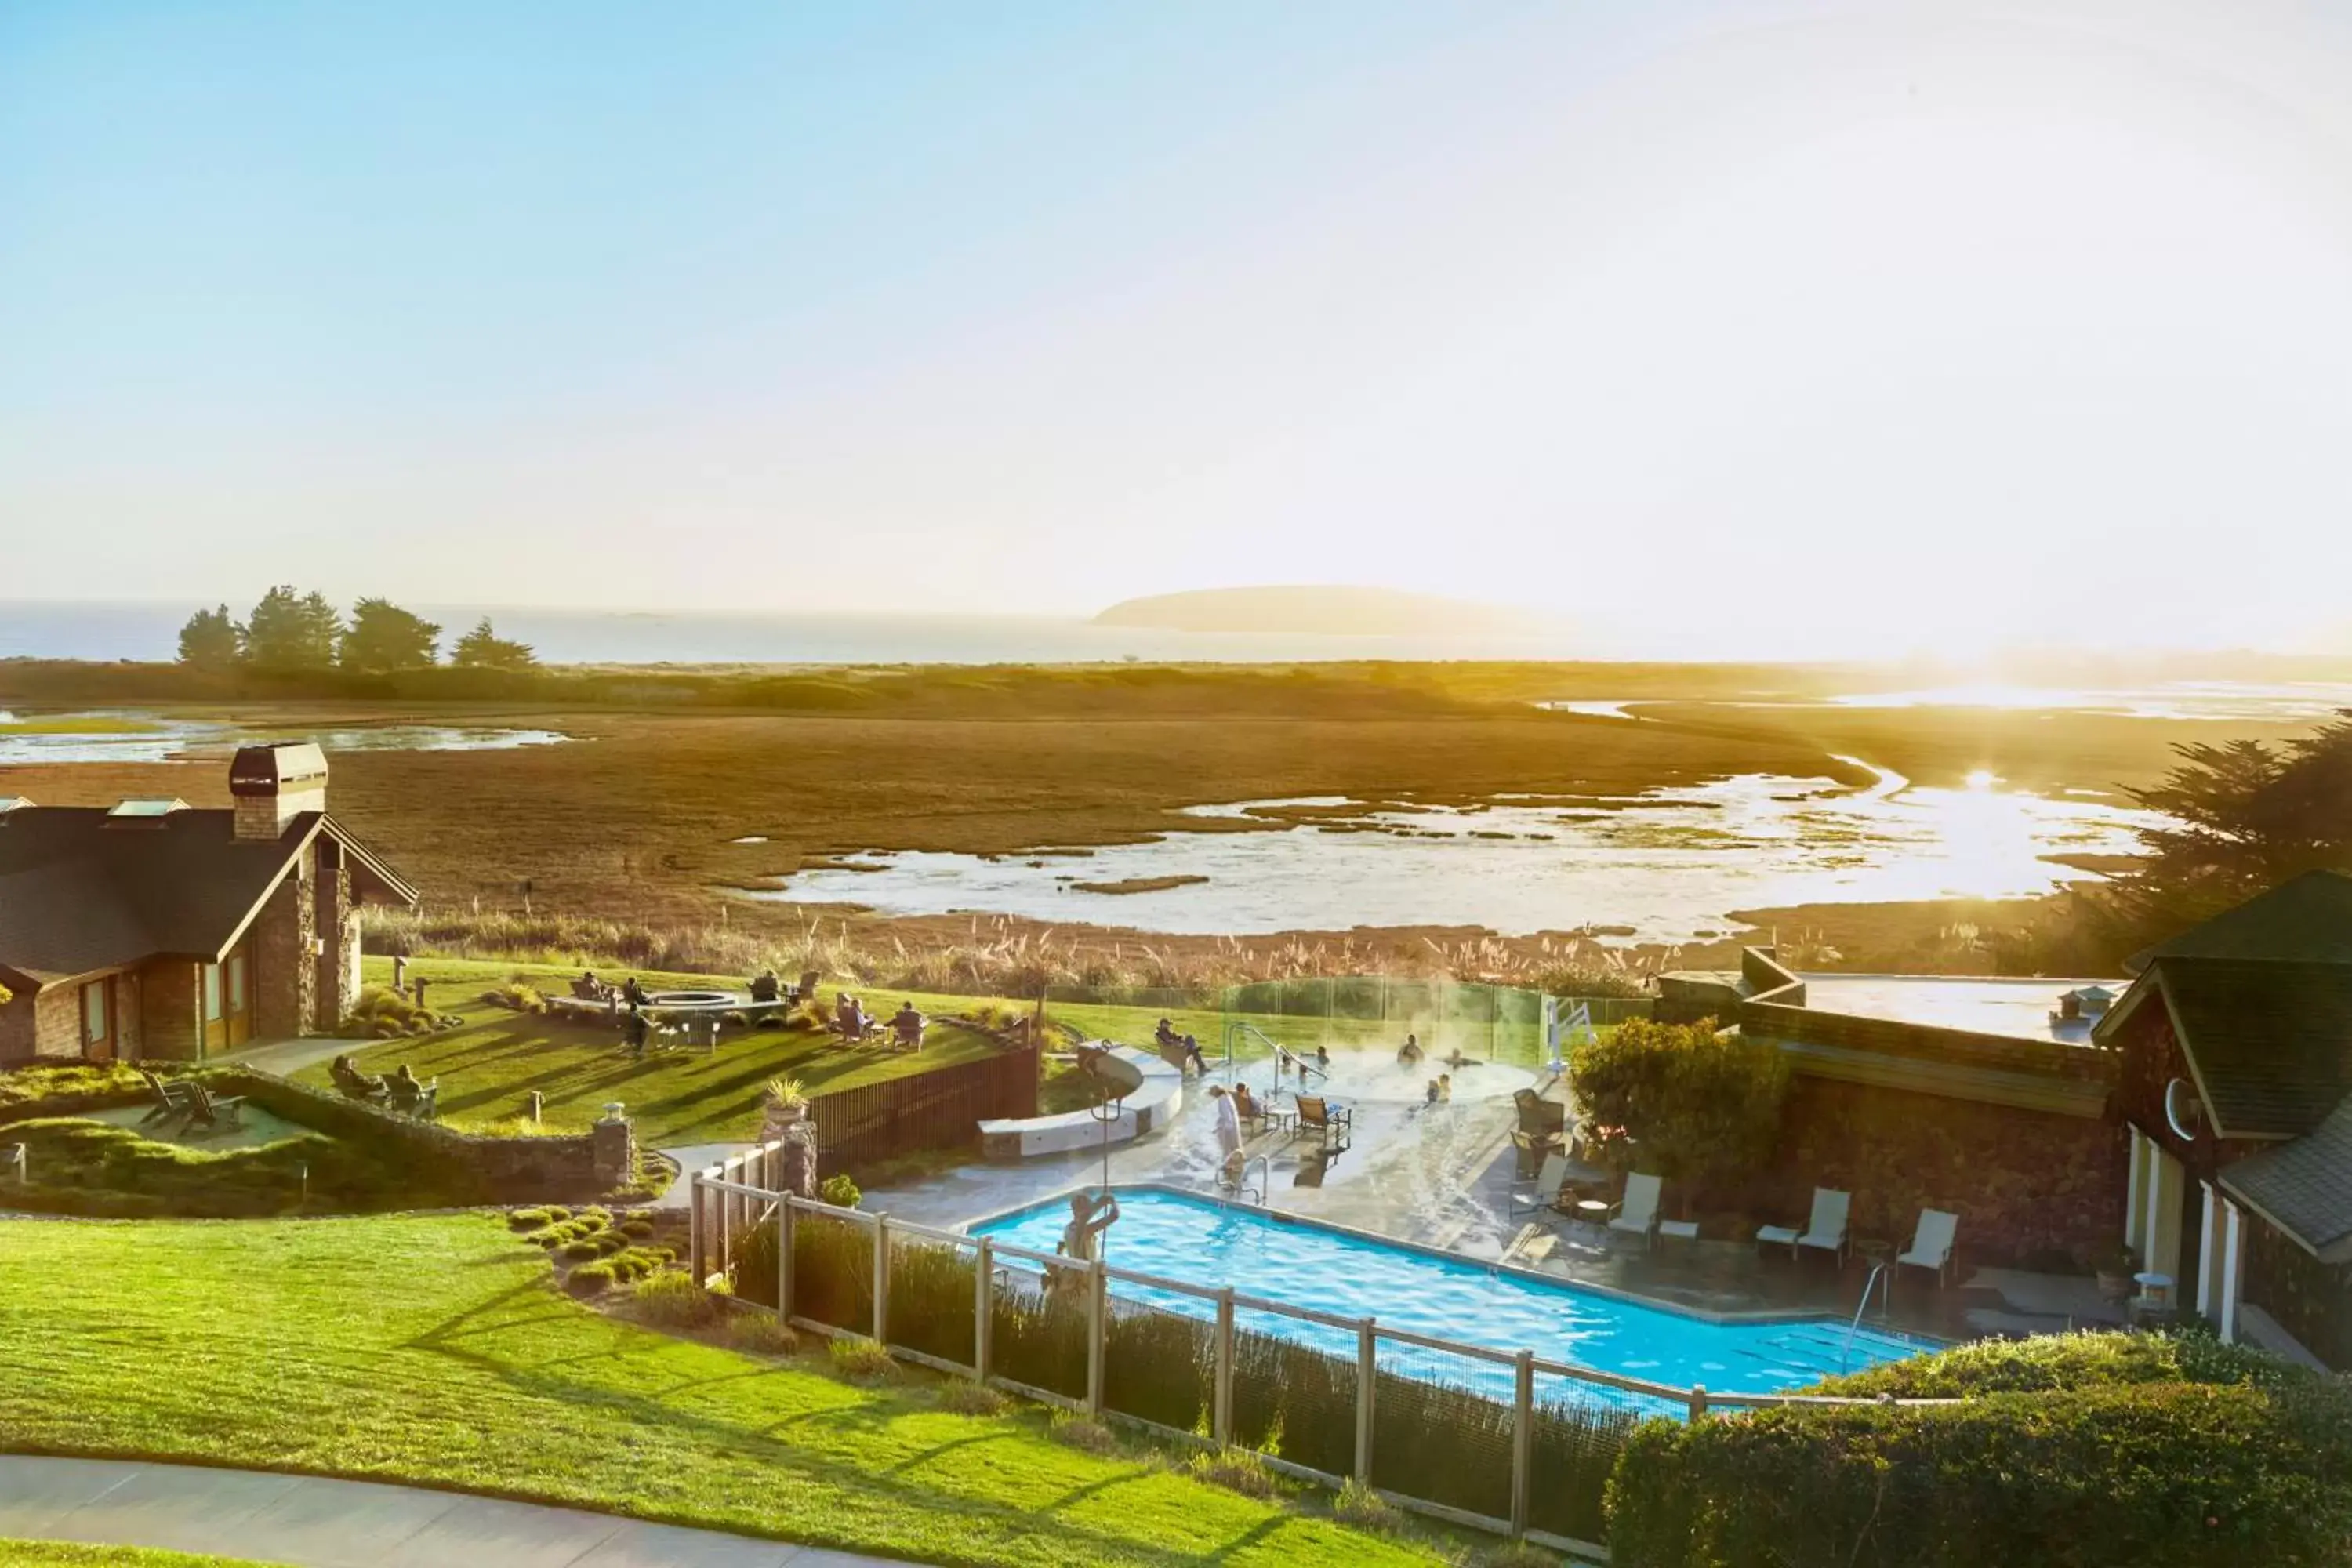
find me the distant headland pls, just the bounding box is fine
[1092,585,1537,637]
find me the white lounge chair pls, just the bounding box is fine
[1512,1153,1571,1218]
[1757,1187,1850,1264]
[1897,1208,1959,1287]
[1608,1172,1664,1250]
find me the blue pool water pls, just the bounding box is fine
[970,1188,1930,1406]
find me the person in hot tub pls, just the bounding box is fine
[1397,1033,1424,1067]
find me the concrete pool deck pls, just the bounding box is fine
[858,1052,2123,1352]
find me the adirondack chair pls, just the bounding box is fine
[183,1081,245,1131]
[138,1070,197,1126]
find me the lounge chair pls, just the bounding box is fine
[183,1082,245,1130]
[138,1070,196,1126]
[1758,1187,1851,1265]
[1897,1208,1960,1287]
[1511,1152,1573,1218]
[1293,1095,1352,1149]
[1609,1172,1664,1250]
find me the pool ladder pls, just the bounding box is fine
[1222,1154,1269,1206]
[1838,1259,1893,1370]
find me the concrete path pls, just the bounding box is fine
[0,1455,900,1567]
[219,1036,376,1078]
[650,1142,757,1208]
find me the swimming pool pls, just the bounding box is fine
[969,1188,1931,1404]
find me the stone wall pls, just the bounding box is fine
[0,986,79,1062]
[229,1071,630,1200]
[251,855,315,1040]
[1716,1076,2128,1269]
[142,960,202,1061]
[313,840,358,1030]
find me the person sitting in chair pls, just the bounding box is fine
[572,971,604,1000]
[835,993,867,1040]
[1155,1017,1181,1051]
[387,1063,424,1105]
[748,968,781,1003]
[890,1001,924,1047]
[1232,1082,1261,1126]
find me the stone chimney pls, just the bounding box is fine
[230,743,328,841]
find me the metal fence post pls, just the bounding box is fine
[1355,1318,1377,1482]
[1689,1383,1709,1420]
[778,1194,797,1320]
[1213,1288,1235,1446]
[873,1214,891,1344]
[1086,1259,1107,1416]
[1510,1350,1534,1538]
[688,1172,706,1284]
[973,1237,994,1382]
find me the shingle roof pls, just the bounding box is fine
[2157,957,2352,1138]
[2129,869,2352,973]
[0,808,412,988]
[2222,1098,2352,1262]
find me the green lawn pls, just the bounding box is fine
[342,958,1544,1144]
[311,958,1019,1145]
[0,1547,279,1568]
[0,1215,1437,1568]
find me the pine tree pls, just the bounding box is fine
[176,604,240,671]
[450,617,538,671]
[339,598,442,672]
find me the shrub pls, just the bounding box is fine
[627,1269,719,1329]
[1606,1377,2352,1567]
[828,1334,898,1382]
[483,980,546,1012]
[819,1173,862,1209]
[565,1261,616,1295]
[937,1380,1009,1418]
[1185,1446,1278,1500]
[1332,1477,1406,1534]
[1570,1015,1786,1188]
[1049,1412,1118,1455]
[727,1312,800,1356]
[1478,1542,1562,1568]
[1811,1327,2308,1398]
[619,1218,655,1240]
[561,1239,604,1261]
[509,1207,553,1231]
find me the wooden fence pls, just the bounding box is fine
[810,1040,1039,1174]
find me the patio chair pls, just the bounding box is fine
[793,970,821,1005]
[1757,1187,1851,1265]
[1512,1087,1567,1141]
[1609,1171,1664,1250]
[1897,1208,1960,1288]
[1511,1152,1573,1218]
[183,1082,245,1131]
[1293,1095,1352,1149]
[138,1070,196,1126]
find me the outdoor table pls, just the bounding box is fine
[1574,1198,1610,1238]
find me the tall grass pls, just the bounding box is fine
[366,906,1669,995]
[732,1215,1634,1543]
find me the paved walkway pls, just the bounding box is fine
[219,1036,375,1078]
[651,1142,757,1208]
[0,1456,898,1567]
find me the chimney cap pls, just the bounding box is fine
[229,742,328,797]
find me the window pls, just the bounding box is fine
[227,952,248,1014]
[80,980,107,1047]
[202,963,222,1023]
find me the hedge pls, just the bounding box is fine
[1608,1334,2352,1567]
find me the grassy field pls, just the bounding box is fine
[0,695,1855,931]
[0,1215,1438,1568]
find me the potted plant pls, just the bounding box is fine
[761,1076,808,1140]
[2089,1243,2137,1302]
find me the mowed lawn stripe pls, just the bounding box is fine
[0,1215,1437,1567]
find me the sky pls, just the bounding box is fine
[5,1,2352,660]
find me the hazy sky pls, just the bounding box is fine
[7,1,2352,659]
